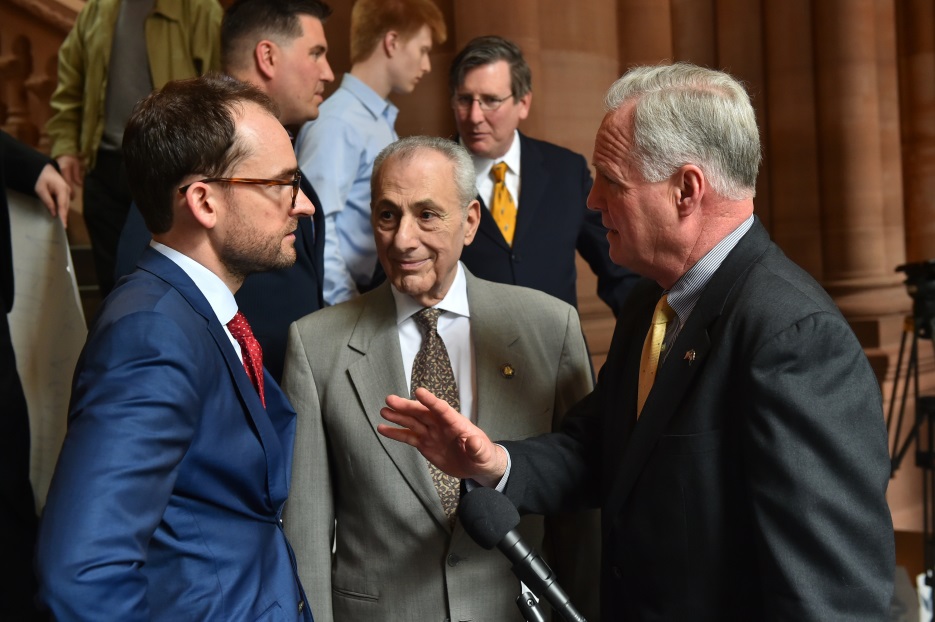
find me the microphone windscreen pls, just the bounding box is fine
[459,487,520,549]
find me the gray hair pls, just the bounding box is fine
[372,136,477,213]
[604,62,761,200]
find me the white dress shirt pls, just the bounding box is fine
[391,262,476,422]
[150,241,243,362]
[468,129,522,211]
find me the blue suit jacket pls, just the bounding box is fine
[459,132,639,315]
[37,248,313,622]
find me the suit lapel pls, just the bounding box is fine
[137,248,291,505]
[513,133,545,249]
[603,220,770,521]
[465,272,531,438]
[345,285,452,529]
[475,195,510,251]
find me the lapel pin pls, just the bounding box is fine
[500,363,515,379]
[684,350,696,365]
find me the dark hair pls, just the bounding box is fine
[222,0,332,72]
[449,35,531,98]
[122,73,278,234]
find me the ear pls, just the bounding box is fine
[674,164,704,217]
[183,182,220,230]
[462,199,481,246]
[255,40,277,80]
[516,91,532,122]
[383,30,399,57]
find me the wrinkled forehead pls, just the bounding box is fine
[593,105,636,170]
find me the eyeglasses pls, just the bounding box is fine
[451,93,514,113]
[178,170,302,209]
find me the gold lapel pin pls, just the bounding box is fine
[500,363,515,379]
[684,350,696,365]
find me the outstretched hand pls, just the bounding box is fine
[378,387,508,488]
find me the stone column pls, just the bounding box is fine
[812,0,906,322]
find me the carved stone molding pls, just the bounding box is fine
[7,0,79,34]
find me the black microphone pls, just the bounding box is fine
[459,487,587,622]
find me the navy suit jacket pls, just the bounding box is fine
[501,218,895,620]
[114,176,326,382]
[37,248,312,621]
[459,132,638,315]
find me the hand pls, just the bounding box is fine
[378,387,508,487]
[55,154,84,189]
[34,164,71,227]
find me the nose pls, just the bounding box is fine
[321,56,335,84]
[392,213,418,252]
[292,189,315,218]
[422,55,431,74]
[468,99,485,124]
[586,179,604,213]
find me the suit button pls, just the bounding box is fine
[511,253,522,263]
[612,565,623,579]
[298,600,305,613]
[447,554,461,567]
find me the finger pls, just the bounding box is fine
[376,423,417,446]
[379,406,425,434]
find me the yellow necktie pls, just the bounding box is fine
[637,294,675,417]
[490,161,517,245]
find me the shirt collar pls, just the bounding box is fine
[467,129,522,178]
[666,215,755,322]
[392,262,471,324]
[341,73,399,126]
[150,241,239,325]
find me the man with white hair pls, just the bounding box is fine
[378,63,895,620]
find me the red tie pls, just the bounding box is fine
[227,311,265,407]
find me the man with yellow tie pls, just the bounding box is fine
[450,36,638,316]
[378,62,895,621]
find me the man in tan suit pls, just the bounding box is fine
[282,136,599,621]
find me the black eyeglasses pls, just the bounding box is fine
[451,93,514,113]
[178,170,302,209]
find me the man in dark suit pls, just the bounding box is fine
[379,62,895,620]
[115,0,335,381]
[450,35,637,315]
[37,75,314,621]
[1,131,70,621]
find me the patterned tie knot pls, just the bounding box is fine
[491,161,508,184]
[414,307,443,334]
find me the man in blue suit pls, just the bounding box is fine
[450,36,638,316]
[37,75,315,621]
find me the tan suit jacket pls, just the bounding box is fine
[282,269,600,621]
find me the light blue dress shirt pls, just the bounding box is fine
[294,73,399,305]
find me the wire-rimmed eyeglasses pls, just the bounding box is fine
[178,170,302,209]
[451,93,514,113]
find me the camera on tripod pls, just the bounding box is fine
[890,259,935,589]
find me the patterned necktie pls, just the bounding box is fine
[410,307,461,524]
[490,161,517,246]
[227,311,266,408]
[637,294,674,417]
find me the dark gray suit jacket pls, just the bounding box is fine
[502,218,895,620]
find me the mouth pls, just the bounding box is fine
[393,257,428,271]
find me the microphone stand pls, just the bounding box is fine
[516,591,547,622]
